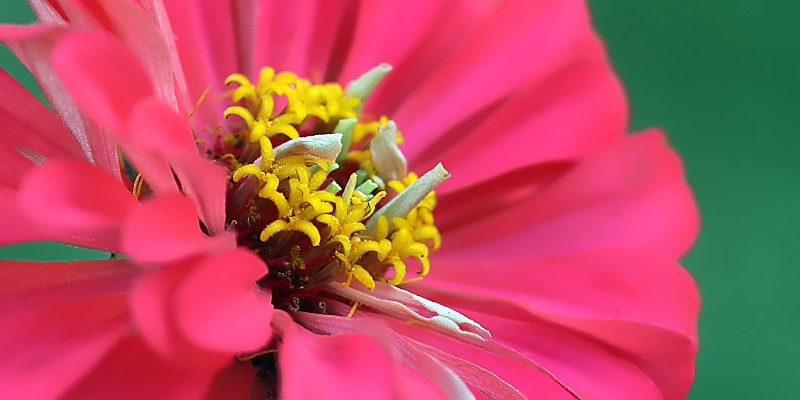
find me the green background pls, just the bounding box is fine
[2,1,798,398]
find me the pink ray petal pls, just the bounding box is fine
[0,290,129,400]
[61,335,218,400]
[174,249,273,353]
[360,0,493,115]
[169,152,230,236]
[418,37,627,194]
[122,194,234,264]
[439,131,699,261]
[272,310,398,400]
[18,159,136,235]
[336,0,448,83]
[386,319,579,400]
[161,0,239,140]
[1,258,143,311]
[51,30,155,133]
[0,68,84,161]
[203,360,261,400]
[1,24,120,177]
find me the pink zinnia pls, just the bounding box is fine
[0,0,700,399]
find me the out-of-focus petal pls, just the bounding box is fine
[18,159,137,244]
[0,258,142,311]
[122,194,232,263]
[61,335,217,400]
[272,311,397,400]
[0,24,120,177]
[174,249,273,353]
[51,30,155,133]
[0,68,84,161]
[1,260,132,398]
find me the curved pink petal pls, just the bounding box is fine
[0,68,84,161]
[51,30,155,133]
[345,0,492,112]
[410,250,699,399]
[91,0,180,111]
[1,24,120,177]
[0,141,36,190]
[18,159,137,233]
[377,0,605,165]
[0,261,130,399]
[122,194,233,264]
[161,0,242,141]
[272,311,398,400]
[420,36,627,194]
[129,259,230,370]
[386,320,579,400]
[169,153,229,236]
[174,249,273,353]
[439,131,699,261]
[61,335,217,400]
[0,258,143,312]
[250,0,355,81]
[336,0,448,83]
[203,360,260,400]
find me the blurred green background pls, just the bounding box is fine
[2,1,798,398]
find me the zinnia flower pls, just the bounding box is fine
[0,0,700,399]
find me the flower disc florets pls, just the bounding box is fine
[214,66,448,312]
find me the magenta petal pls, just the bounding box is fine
[1,24,121,178]
[122,194,232,263]
[51,30,155,133]
[272,311,396,400]
[61,335,217,400]
[1,259,142,311]
[169,153,229,236]
[19,159,136,231]
[123,97,196,154]
[0,68,84,161]
[0,291,129,400]
[440,131,699,261]
[174,249,273,353]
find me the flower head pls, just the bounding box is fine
[0,0,699,399]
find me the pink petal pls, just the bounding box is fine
[420,36,627,194]
[122,194,233,264]
[295,312,472,400]
[0,141,36,190]
[439,131,699,261]
[387,320,579,399]
[272,311,396,399]
[91,0,181,111]
[379,0,604,165]
[1,24,121,177]
[128,259,230,370]
[0,68,84,161]
[203,361,260,400]
[174,249,273,353]
[51,30,155,133]
[61,335,217,400]
[358,0,493,113]
[410,247,700,399]
[0,291,129,400]
[336,0,448,83]
[18,159,137,233]
[169,153,229,236]
[0,258,143,312]
[161,0,239,141]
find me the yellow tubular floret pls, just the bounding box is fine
[225,66,444,291]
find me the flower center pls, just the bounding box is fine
[214,66,448,311]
